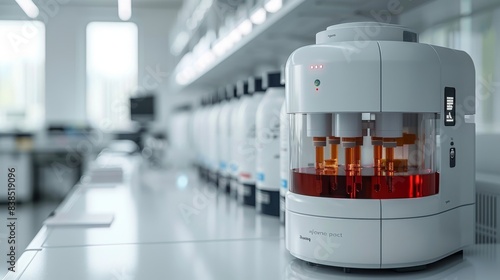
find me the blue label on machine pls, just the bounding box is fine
[230,164,237,172]
[219,161,227,170]
[257,172,265,182]
[281,179,288,189]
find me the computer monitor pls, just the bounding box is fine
[130,95,155,123]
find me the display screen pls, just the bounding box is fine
[130,96,155,122]
[444,87,455,126]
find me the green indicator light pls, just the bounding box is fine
[314,79,320,87]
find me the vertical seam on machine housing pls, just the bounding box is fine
[377,43,383,267]
[379,199,382,268]
[378,42,382,112]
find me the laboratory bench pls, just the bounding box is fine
[3,155,500,280]
[0,130,111,203]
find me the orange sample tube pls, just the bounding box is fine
[373,145,382,169]
[326,136,340,168]
[385,147,395,173]
[315,146,324,169]
[313,137,326,170]
[354,146,361,170]
[385,144,395,193]
[345,147,355,172]
[372,144,382,192]
[330,143,338,166]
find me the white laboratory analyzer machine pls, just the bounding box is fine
[235,78,265,206]
[229,84,243,198]
[285,22,475,269]
[217,85,235,193]
[279,100,289,223]
[256,72,285,216]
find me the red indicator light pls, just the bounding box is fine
[315,88,319,91]
[311,65,324,70]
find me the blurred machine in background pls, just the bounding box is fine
[130,95,156,124]
[0,133,34,202]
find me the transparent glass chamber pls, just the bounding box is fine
[290,113,439,199]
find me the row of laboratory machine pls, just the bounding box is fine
[192,71,288,220]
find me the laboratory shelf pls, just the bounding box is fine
[171,0,431,93]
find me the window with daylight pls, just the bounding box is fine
[86,22,138,130]
[0,21,45,130]
[420,8,500,134]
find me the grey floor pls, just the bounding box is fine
[0,200,60,275]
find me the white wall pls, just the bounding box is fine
[0,3,178,128]
[399,0,500,178]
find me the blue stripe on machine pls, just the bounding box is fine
[257,172,265,182]
[219,161,227,169]
[281,179,288,189]
[230,164,237,172]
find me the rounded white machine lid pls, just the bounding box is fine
[316,22,418,44]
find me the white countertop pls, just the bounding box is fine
[4,157,500,279]
[8,243,500,280]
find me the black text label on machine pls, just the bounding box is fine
[444,87,456,126]
[300,235,311,242]
[309,229,343,238]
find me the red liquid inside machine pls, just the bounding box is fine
[291,167,439,199]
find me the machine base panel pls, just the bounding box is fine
[256,189,279,216]
[240,183,256,206]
